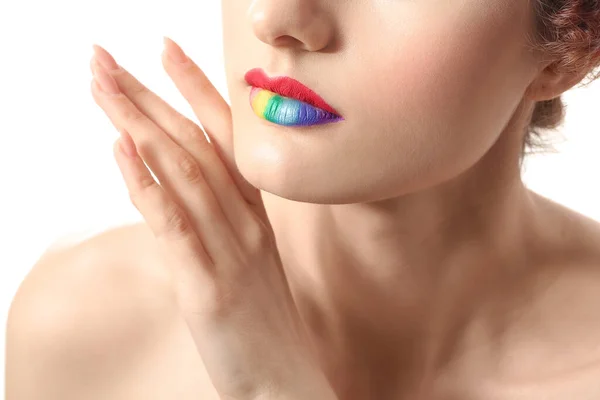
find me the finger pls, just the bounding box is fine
[91,72,236,266]
[113,132,222,312]
[89,46,261,234]
[160,37,264,211]
[111,130,214,281]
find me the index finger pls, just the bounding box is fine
[161,37,263,210]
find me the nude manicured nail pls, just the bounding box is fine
[92,44,120,71]
[163,36,189,63]
[92,63,120,95]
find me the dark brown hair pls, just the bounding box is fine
[521,0,600,162]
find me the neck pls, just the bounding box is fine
[274,99,543,393]
[284,97,538,300]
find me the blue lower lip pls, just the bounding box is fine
[268,100,344,126]
[250,87,344,127]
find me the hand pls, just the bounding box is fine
[88,38,335,400]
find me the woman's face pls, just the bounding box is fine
[221,0,540,204]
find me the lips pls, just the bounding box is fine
[244,68,341,116]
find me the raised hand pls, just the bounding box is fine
[88,37,336,400]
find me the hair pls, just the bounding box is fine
[520,0,600,165]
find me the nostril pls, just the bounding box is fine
[272,35,304,49]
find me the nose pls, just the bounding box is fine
[248,0,335,52]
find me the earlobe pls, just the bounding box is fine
[524,81,559,102]
[524,63,590,102]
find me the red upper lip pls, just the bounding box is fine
[244,68,341,116]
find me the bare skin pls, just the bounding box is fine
[6,0,600,399]
[7,184,600,399]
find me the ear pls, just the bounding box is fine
[524,60,591,101]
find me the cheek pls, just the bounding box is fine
[352,4,531,168]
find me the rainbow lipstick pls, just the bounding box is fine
[249,87,343,126]
[245,68,344,127]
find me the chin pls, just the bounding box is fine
[233,145,413,206]
[229,110,468,206]
[229,109,367,204]
[233,147,328,204]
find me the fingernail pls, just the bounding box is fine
[92,44,120,71]
[92,62,121,95]
[119,129,138,158]
[163,36,188,63]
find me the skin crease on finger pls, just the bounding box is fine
[219,0,600,399]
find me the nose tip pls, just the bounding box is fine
[249,0,334,52]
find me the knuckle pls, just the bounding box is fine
[139,173,158,192]
[128,176,157,207]
[194,139,215,161]
[174,116,204,143]
[242,216,274,254]
[121,106,146,124]
[161,202,191,238]
[173,151,204,184]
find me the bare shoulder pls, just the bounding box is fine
[521,190,600,341]
[39,221,170,276]
[529,190,600,272]
[477,192,600,398]
[436,193,600,399]
[6,222,213,400]
[8,221,177,335]
[10,221,163,311]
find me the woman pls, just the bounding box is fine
[6,0,600,399]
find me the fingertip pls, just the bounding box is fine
[162,36,191,66]
[119,130,138,158]
[113,138,123,156]
[113,141,126,167]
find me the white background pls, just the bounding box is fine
[1,0,599,396]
